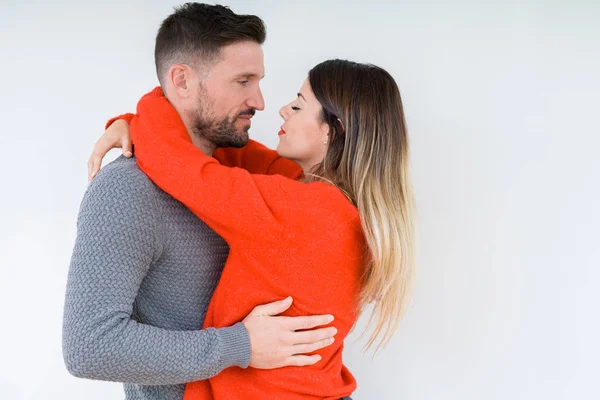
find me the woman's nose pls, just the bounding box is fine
[279,105,288,120]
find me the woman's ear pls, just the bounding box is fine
[320,121,331,145]
[335,118,345,136]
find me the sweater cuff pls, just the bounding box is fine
[105,113,135,130]
[217,322,251,370]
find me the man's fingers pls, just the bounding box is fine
[290,326,337,345]
[293,337,335,354]
[285,354,322,367]
[282,314,334,331]
[252,296,293,317]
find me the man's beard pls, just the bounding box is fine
[191,90,255,149]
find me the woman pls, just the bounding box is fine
[90,59,415,400]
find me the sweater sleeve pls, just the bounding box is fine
[130,92,309,247]
[212,139,304,179]
[62,161,251,385]
[107,111,303,179]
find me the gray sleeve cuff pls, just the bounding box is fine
[216,322,251,370]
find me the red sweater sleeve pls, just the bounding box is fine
[213,140,303,179]
[130,88,308,246]
[105,113,134,130]
[106,109,302,179]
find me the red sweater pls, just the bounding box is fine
[127,88,365,400]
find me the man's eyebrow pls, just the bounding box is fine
[236,73,265,79]
[297,93,306,101]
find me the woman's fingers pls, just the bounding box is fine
[87,137,112,182]
[87,119,133,182]
[87,157,94,183]
[122,135,133,158]
[88,150,102,182]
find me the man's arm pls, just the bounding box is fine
[63,160,336,384]
[62,161,250,385]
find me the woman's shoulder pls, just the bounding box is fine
[288,181,359,221]
[247,174,359,225]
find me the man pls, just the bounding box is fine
[63,4,337,399]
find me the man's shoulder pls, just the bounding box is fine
[96,155,150,182]
[83,156,167,210]
[90,156,159,195]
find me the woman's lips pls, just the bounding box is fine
[278,129,286,136]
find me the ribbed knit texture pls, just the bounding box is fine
[62,156,251,400]
[130,87,364,400]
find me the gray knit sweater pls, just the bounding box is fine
[62,156,251,399]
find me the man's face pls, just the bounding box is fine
[190,41,265,148]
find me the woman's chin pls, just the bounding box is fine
[276,147,297,164]
[276,143,288,158]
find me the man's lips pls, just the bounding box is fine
[237,115,252,125]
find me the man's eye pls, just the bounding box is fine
[291,106,300,111]
[238,80,249,85]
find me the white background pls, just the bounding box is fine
[1,1,599,399]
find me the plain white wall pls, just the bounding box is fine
[1,0,599,399]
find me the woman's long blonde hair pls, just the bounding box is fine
[308,60,416,352]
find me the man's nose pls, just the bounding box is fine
[247,86,265,111]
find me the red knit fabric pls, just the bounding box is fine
[128,87,364,400]
[106,113,304,180]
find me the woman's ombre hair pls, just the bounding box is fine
[308,59,416,352]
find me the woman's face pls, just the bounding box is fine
[277,79,330,170]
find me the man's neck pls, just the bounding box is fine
[188,129,217,156]
[178,111,216,157]
[167,92,216,156]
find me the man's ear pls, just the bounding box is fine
[167,64,197,99]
